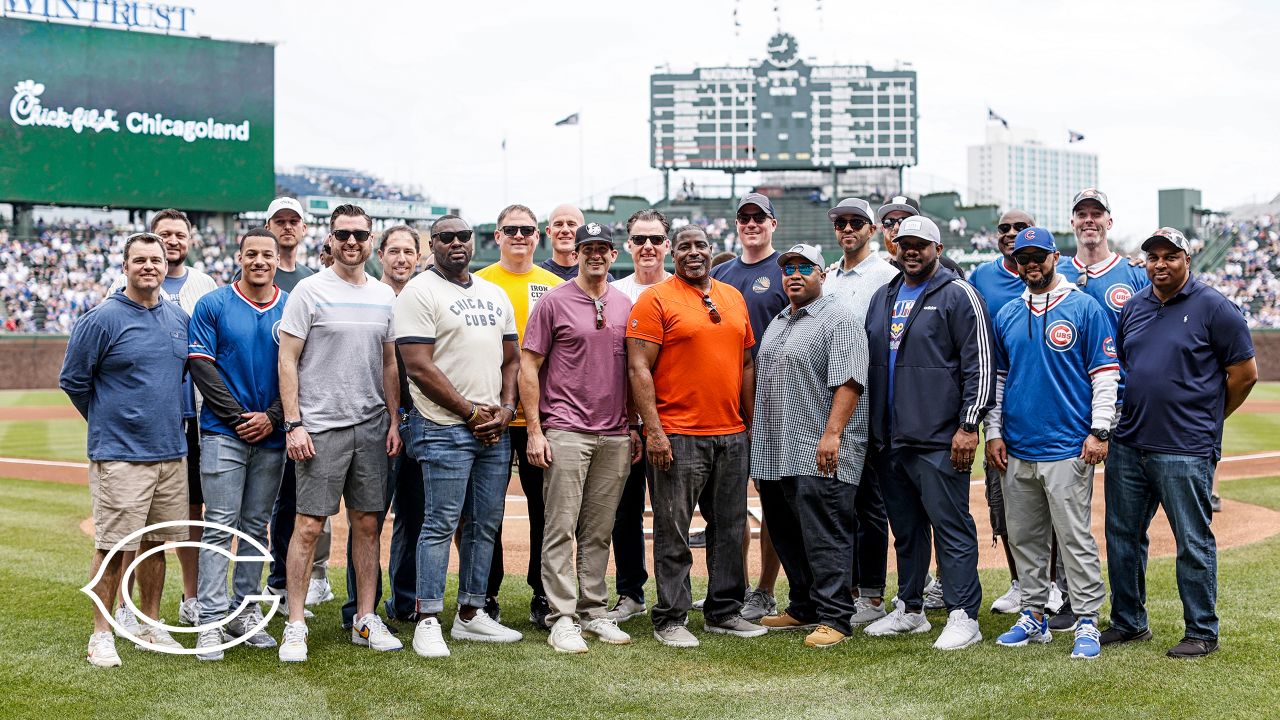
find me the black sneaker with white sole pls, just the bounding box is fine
[1098,626,1153,645]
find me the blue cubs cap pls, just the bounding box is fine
[1012,226,1056,253]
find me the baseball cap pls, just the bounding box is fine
[266,196,306,222]
[1071,188,1110,213]
[574,222,614,248]
[1141,227,1193,255]
[894,216,941,245]
[1012,226,1057,254]
[777,244,825,268]
[827,198,874,223]
[877,195,921,223]
[736,192,776,219]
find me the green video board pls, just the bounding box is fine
[0,17,274,212]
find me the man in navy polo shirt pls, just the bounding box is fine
[1102,227,1257,659]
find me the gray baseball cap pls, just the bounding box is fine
[777,243,825,268]
[827,198,875,223]
[877,195,921,223]
[1141,227,1193,255]
[736,192,777,219]
[895,216,941,245]
[1072,188,1110,213]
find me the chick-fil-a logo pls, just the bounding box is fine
[9,79,120,134]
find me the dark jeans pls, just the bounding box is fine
[850,457,888,599]
[1105,441,1218,640]
[761,476,858,635]
[878,446,982,619]
[612,439,650,604]
[650,432,748,629]
[265,459,296,590]
[487,426,546,607]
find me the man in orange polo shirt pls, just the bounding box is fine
[627,224,766,648]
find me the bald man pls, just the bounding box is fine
[539,204,614,282]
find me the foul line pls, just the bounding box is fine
[0,456,89,469]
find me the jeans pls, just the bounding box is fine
[612,439,650,604]
[1105,441,1218,640]
[409,411,511,615]
[650,432,749,629]
[851,456,888,599]
[386,445,424,619]
[196,433,286,623]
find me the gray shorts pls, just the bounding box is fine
[296,413,389,517]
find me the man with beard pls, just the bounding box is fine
[628,225,765,647]
[862,216,994,651]
[984,227,1116,659]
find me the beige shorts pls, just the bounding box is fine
[89,459,189,551]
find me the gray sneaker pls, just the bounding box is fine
[923,577,946,611]
[740,588,777,622]
[654,624,700,648]
[606,596,647,623]
[227,605,277,648]
[705,615,767,638]
[850,597,888,627]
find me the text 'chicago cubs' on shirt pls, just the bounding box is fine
[187,284,288,449]
[887,281,926,412]
[993,282,1119,461]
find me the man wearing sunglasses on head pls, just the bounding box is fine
[879,195,966,280]
[983,227,1116,660]
[520,223,640,653]
[476,204,564,628]
[628,225,765,647]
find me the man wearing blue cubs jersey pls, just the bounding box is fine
[187,228,289,660]
[1056,188,1149,336]
[985,226,1118,660]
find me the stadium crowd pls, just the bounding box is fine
[1198,214,1280,328]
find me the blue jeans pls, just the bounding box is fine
[196,433,286,623]
[1105,441,1218,640]
[408,411,511,615]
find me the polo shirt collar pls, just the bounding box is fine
[837,253,884,277]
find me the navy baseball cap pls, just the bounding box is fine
[1012,226,1057,253]
[736,192,776,219]
[574,222,614,248]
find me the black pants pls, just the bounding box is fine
[487,426,546,605]
[878,446,982,618]
[760,476,858,635]
[612,440,649,604]
[265,459,296,591]
[850,457,888,598]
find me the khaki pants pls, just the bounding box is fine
[540,430,630,623]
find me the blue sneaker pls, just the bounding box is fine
[996,609,1051,647]
[1071,618,1101,659]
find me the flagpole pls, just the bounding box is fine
[577,110,584,207]
[502,134,509,206]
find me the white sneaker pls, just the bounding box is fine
[352,613,403,652]
[606,596,647,623]
[934,608,983,650]
[196,627,226,661]
[134,622,183,652]
[278,621,308,662]
[113,605,141,637]
[178,597,199,625]
[653,624,700,648]
[582,617,632,645]
[305,577,334,606]
[990,581,1021,614]
[691,597,705,610]
[850,597,888,627]
[548,617,588,654]
[1047,581,1065,615]
[227,605,277,648]
[87,631,121,668]
[412,617,450,658]
[450,609,523,643]
[864,599,932,637]
[923,576,946,610]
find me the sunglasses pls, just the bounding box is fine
[432,230,473,244]
[1013,251,1051,266]
[881,216,907,229]
[332,229,372,243]
[783,263,817,276]
[629,234,667,246]
[833,217,871,231]
[593,298,606,330]
[998,222,1031,235]
[702,294,722,324]
[736,212,770,225]
[500,225,538,238]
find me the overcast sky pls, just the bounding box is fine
[173,0,1276,243]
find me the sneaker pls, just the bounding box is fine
[262,586,313,619]
[305,577,334,606]
[1071,618,1101,659]
[1048,603,1079,632]
[934,609,983,650]
[1047,581,1065,615]
[996,609,1052,647]
[705,615,767,638]
[990,581,1021,614]
[227,605,277,648]
[864,600,931,636]
[1099,626,1153,646]
[1210,493,1222,513]
[529,595,550,629]
[582,617,632,645]
[196,626,226,661]
[891,573,932,607]
[278,621,308,662]
[689,530,707,548]
[412,617,450,658]
[653,624,699,648]
[849,597,887,627]
[740,588,777,622]
[691,597,705,611]
[606,596,647,623]
[178,597,199,626]
[922,576,946,610]
[1166,636,1219,658]
[451,609,523,643]
[134,622,183,652]
[87,631,121,668]
[113,605,141,637]
[804,624,848,649]
[761,611,817,632]
[547,617,588,654]
[483,596,502,624]
[352,613,403,652]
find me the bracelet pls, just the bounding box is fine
[466,403,479,423]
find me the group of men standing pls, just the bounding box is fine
[63,186,1255,668]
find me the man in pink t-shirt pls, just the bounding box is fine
[519,223,641,654]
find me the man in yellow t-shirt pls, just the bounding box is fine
[475,203,564,628]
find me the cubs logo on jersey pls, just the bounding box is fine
[1046,319,1078,352]
[1105,283,1134,312]
[1103,335,1117,358]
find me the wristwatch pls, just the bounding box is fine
[1089,428,1111,441]
[960,422,979,434]
[501,403,517,418]
[282,419,303,433]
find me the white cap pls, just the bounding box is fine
[266,196,307,222]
